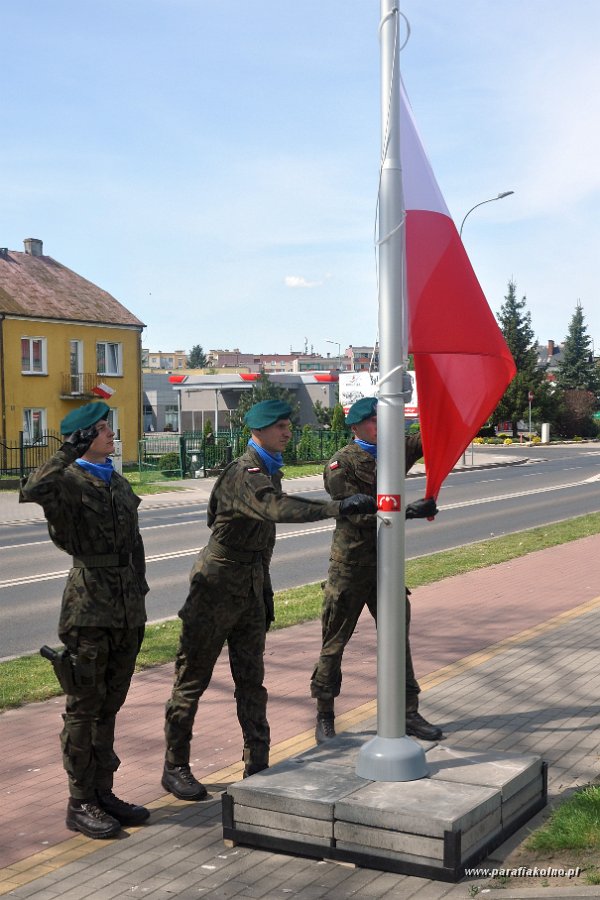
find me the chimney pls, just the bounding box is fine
[547,339,555,357]
[23,238,43,257]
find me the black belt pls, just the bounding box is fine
[72,553,132,568]
[207,538,263,564]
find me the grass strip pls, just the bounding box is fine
[2,510,600,713]
[525,784,600,853]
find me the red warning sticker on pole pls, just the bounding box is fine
[377,494,401,512]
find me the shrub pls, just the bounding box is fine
[473,437,484,444]
[531,436,541,444]
[503,438,513,445]
[158,452,181,476]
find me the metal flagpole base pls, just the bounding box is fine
[356,735,429,782]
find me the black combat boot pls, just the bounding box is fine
[243,762,269,778]
[315,712,336,743]
[66,798,121,839]
[162,762,208,801]
[405,711,443,741]
[97,790,150,826]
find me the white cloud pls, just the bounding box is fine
[284,275,323,289]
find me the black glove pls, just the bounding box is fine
[264,590,275,632]
[405,497,438,519]
[339,493,377,516]
[62,425,99,458]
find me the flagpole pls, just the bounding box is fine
[356,0,427,782]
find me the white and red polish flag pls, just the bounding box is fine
[401,80,516,501]
[91,383,115,399]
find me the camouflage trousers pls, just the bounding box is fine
[165,557,270,770]
[59,625,144,800]
[310,560,420,711]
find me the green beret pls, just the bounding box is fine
[244,399,292,429]
[60,401,111,436]
[346,396,378,425]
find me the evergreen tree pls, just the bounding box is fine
[187,345,208,368]
[331,403,346,432]
[228,373,300,429]
[313,399,332,427]
[556,302,600,394]
[493,280,552,436]
[203,418,214,443]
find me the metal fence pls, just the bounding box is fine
[0,427,353,481]
[0,431,63,478]
[138,428,352,480]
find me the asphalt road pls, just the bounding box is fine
[1,444,600,660]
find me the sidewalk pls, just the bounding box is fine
[2,535,600,896]
[4,447,600,898]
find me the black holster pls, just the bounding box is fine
[40,645,79,695]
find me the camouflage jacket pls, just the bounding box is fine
[20,444,148,632]
[324,434,423,567]
[187,446,342,604]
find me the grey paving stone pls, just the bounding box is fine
[233,802,334,838]
[334,777,500,836]
[228,760,367,819]
[425,746,542,799]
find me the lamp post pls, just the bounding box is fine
[459,190,514,464]
[459,191,514,238]
[325,339,342,371]
[528,390,534,440]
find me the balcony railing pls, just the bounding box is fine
[60,372,106,398]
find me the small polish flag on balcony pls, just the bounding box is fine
[92,383,115,399]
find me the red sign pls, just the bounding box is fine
[528,391,534,401]
[377,494,401,512]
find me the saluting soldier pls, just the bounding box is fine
[162,399,376,801]
[310,396,443,743]
[20,402,150,839]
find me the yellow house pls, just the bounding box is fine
[0,238,145,462]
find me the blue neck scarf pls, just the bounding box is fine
[355,438,377,459]
[248,438,284,475]
[75,457,114,483]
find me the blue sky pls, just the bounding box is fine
[4,1,600,357]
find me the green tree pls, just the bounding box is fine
[556,302,600,394]
[554,389,597,438]
[331,403,346,432]
[493,279,553,437]
[312,400,332,426]
[228,373,300,430]
[187,345,208,368]
[203,418,214,444]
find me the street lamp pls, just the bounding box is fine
[325,339,342,371]
[459,190,514,466]
[459,191,514,238]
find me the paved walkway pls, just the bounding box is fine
[2,452,600,897]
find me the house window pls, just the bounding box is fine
[164,403,179,432]
[23,408,46,443]
[96,342,122,375]
[21,337,46,374]
[106,407,119,439]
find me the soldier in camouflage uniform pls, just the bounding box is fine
[162,399,376,801]
[20,401,150,839]
[310,396,443,743]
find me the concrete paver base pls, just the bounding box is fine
[224,736,546,881]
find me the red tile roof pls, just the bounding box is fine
[0,249,144,327]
